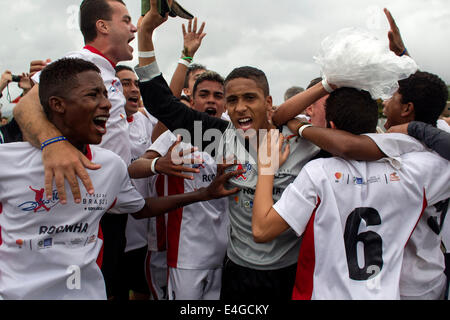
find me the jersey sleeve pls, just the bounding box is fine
[419,154,450,205]
[108,156,146,214]
[364,133,427,158]
[147,130,177,157]
[273,166,319,236]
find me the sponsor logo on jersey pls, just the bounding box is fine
[202,174,216,183]
[15,239,24,247]
[109,79,121,93]
[38,238,53,249]
[39,223,89,235]
[353,177,364,185]
[234,196,239,204]
[243,200,254,209]
[235,163,252,181]
[243,187,282,196]
[335,172,343,183]
[18,186,60,213]
[367,176,381,184]
[390,172,400,182]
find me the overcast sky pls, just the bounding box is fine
[1,0,449,116]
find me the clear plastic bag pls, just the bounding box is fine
[314,28,418,100]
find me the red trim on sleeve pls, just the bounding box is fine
[107,198,118,211]
[96,225,104,268]
[405,189,428,247]
[166,176,184,268]
[84,45,117,69]
[155,175,167,251]
[292,196,321,300]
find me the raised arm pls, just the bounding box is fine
[169,18,206,98]
[287,119,386,161]
[384,8,409,57]
[252,130,291,243]
[271,81,330,126]
[12,84,99,204]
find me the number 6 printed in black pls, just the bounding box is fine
[344,208,384,281]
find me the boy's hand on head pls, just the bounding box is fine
[42,141,100,205]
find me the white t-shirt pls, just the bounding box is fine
[32,47,132,165]
[0,142,145,300]
[148,130,229,269]
[125,110,158,253]
[273,149,450,300]
[366,133,449,297]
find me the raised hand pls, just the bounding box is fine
[182,17,206,58]
[258,130,290,176]
[139,0,172,34]
[29,59,51,79]
[384,8,408,56]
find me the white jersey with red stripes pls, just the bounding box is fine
[365,133,449,298]
[149,131,229,269]
[125,111,158,253]
[0,143,145,300]
[273,148,450,300]
[32,46,132,165]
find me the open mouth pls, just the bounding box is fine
[205,107,217,116]
[237,117,253,131]
[128,97,139,105]
[93,116,108,134]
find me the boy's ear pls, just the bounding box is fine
[401,102,415,118]
[96,19,109,36]
[48,96,66,115]
[266,95,273,121]
[305,105,313,117]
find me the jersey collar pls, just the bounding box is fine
[85,145,93,161]
[84,45,117,69]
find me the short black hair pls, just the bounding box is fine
[39,58,101,117]
[325,88,378,134]
[80,0,125,44]
[184,63,207,89]
[398,71,448,126]
[192,71,224,97]
[307,77,323,90]
[225,66,270,97]
[115,65,134,74]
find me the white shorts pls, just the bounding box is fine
[145,250,168,300]
[168,267,222,300]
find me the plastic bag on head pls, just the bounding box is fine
[314,27,418,100]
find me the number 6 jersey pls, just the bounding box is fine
[272,150,450,300]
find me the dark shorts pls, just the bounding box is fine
[119,245,150,297]
[100,213,128,299]
[220,257,297,301]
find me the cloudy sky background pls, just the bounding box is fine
[1,0,449,117]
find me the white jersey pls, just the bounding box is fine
[32,46,132,165]
[366,133,449,297]
[149,131,229,269]
[0,143,145,300]
[273,148,450,300]
[125,111,158,253]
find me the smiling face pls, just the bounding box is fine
[116,69,140,117]
[192,80,225,118]
[58,70,111,149]
[106,1,137,63]
[226,77,273,138]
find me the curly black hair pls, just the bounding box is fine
[398,71,448,126]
